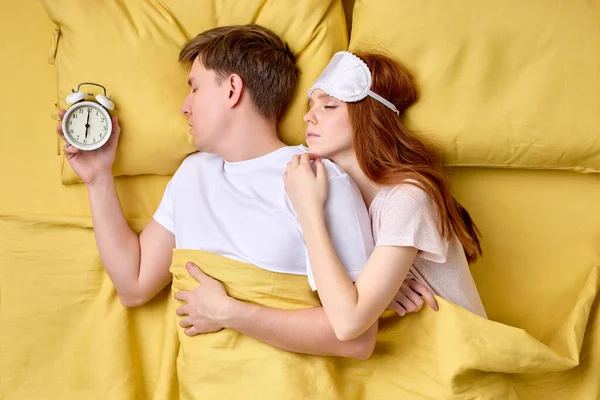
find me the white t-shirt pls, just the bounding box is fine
[370,182,487,318]
[153,145,374,290]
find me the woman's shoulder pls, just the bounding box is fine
[379,180,433,208]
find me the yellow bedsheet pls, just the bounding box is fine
[170,250,599,400]
[1,214,598,399]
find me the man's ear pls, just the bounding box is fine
[226,74,244,108]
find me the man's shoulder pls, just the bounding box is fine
[184,151,221,164]
[178,151,221,170]
[170,152,222,184]
[321,158,348,180]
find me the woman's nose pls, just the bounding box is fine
[303,110,316,125]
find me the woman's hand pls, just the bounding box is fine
[284,153,328,224]
[387,279,439,316]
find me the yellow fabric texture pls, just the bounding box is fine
[39,0,348,185]
[2,0,600,399]
[349,0,600,173]
[170,249,600,400]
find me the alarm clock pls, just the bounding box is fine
[62,82,115,151]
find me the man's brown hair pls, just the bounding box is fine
[179,24,299,122]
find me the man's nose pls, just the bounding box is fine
[181,96,191,115]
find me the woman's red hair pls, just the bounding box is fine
[347,52,482,263]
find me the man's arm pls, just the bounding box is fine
[87,175,175,307]
[57,111,174,307]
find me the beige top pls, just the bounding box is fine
[369,182,487,318]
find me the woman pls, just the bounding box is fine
[283,51,486,340]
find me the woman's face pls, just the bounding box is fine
[304,89,354,160]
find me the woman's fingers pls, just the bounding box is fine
[407,280,439,311]
[393,291,416,314]
[291,154,301,168]
[388,300,406,317]
[401,284,424,312]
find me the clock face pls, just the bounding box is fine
[63,101,111,150]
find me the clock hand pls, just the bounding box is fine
[85,109,91,139]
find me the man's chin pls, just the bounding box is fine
[191,138,204,152]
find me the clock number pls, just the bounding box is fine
[96,110,99,116]
[84,139,87,144]
[76,135,80,140]
[73,114,77,119]
[68,120,72,125]
[79,108,84,114]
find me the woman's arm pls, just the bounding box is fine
[301,212,417,341]
[223,301,378,360]
[284,154,421,341]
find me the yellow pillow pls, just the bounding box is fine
[350,0,600,173]
[40,0,348,185]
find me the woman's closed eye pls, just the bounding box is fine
[324,104,338,109]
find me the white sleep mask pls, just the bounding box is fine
[308,51,400,116]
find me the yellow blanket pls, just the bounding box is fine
[171,249,600,400]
